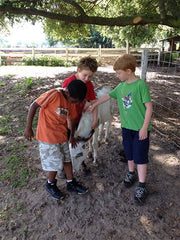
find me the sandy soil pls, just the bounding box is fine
[0,66,179,240]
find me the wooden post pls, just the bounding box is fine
[158,48,161,66]
[162,40,164,52]
[126,40,130,54]
[98,45,101,62]
[140,50,148,81]
[66,48,68,62]
[169,39,173,66]
[32,47,35,61]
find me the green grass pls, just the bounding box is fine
[1,154,36,188]
[0,115,12,134]
[0,75,41,190]
[0,197,26,223]
[14,77,34,93]
[0,81,6,87]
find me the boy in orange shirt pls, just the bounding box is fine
[24,80,88,200]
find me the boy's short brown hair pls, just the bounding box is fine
[113,53,136,72]
[77,56,98,73]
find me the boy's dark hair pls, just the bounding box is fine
[67,80,87,101]
[77,56,98,73]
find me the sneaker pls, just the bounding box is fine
[67,178,88,195]
[134,186,148,205]
[45,179,64,200]
[123,172,137,188]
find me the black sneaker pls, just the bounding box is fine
[134,186,148,205]
[45,179,64,200]
[123,172,137,188]
[67,178,88,195]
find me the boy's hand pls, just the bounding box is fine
[69,136,78,148]
[86,104,95,113]
[139,127,148,140]
[24,128,34,141]
[91,120,97,130]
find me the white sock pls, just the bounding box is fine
[48,179,54,184]
[66,179,73,183]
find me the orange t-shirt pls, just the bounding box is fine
[36,88,77,144]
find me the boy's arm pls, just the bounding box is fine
[24,102,40,141]
[68,118,78,148]
[87,94,111,112]
[90,99,98,129]
[139,102,153,140]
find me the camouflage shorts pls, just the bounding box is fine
[38,141,71,171]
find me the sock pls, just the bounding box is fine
[67,179,73,183]
[129,171,135,175]
[48,179,55,185]
[138,182,146,188]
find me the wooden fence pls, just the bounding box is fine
[0,46,160,66]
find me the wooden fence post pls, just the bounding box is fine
[126,40,130,54]
[32,47,35,60]
[98,45,101,62]
[66,48,68,62]
[140,50,148,81]
[158,48,161,66]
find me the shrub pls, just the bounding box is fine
[22,56,78,67]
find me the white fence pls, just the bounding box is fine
[0,46,160,66]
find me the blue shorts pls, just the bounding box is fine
[122,128,150,164]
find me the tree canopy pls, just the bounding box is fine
[0,0,180,28]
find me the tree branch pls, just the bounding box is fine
[0,5,179,27]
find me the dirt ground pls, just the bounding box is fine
[0,66,180,240]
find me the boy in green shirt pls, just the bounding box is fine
[88,53,153,205]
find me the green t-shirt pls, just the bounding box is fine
[109,78,151,131]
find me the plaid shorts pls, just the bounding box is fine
[38,141,71,171]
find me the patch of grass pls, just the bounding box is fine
[7,74,15,78]
[0,211,9,220]
[1,154,36,188]
[0,115,12,134]
[14,77,34,93]
[0,198,26,223]
[13,201,26,213]
[0,125,11,135]
[37,78,42,84]
[0,81,6,87]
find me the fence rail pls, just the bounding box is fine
[0,46,160,65]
